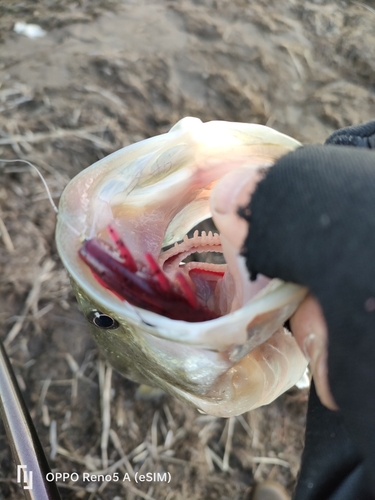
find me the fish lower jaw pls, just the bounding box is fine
[156,327,308,418]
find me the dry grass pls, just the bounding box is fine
[1,0,374,498]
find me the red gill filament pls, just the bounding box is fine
[175,272,199,309]
[144,253,170,292]
[78,227,219,322]
[108,224,137,272]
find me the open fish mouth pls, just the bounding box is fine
[56,117,308,417]
[78,225,222,322]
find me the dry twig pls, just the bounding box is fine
[5,258,55,346]
[99,361,112,470]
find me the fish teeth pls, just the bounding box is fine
[194,230,199,238]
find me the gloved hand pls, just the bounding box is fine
[212,121,375,498]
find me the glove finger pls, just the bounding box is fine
[325,119,375,148]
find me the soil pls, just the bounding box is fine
[0,0,374,499]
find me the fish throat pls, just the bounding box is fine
[79,225,227,322]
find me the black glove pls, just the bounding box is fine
[325,120,375,148]
[240,122,375,499]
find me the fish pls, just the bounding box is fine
[55,117,308,417]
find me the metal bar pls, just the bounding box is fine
[0,339,61,499]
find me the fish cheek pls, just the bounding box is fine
[86,319,201,396]
[67,280,138,379]
[87,322,149,382]
[70,283,193,391]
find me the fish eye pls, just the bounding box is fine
[87,310,119,330]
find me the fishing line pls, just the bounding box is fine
[0,158,81,237]
[0,158,58,213]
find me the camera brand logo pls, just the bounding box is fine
[17,465,33,490]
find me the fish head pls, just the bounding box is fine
[56,117,308,417]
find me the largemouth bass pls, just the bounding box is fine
[56,117,308,417]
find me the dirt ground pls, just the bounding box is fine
[1,0,375,499]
